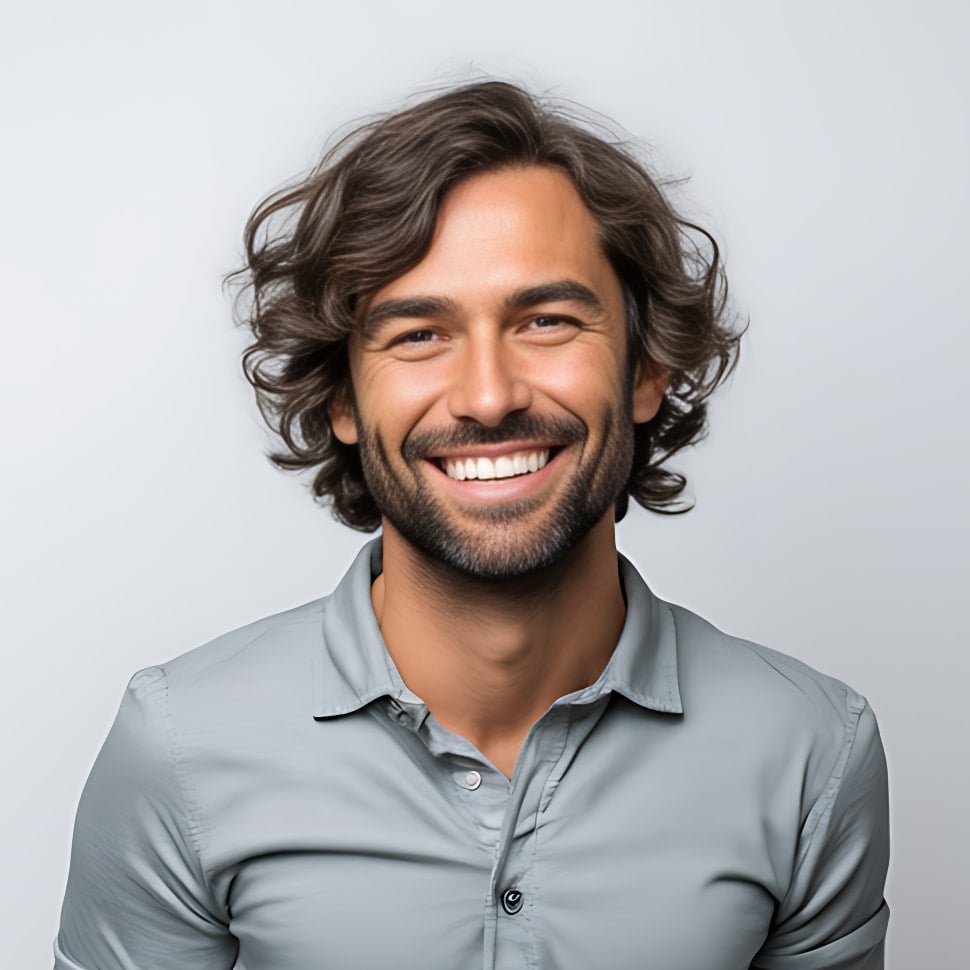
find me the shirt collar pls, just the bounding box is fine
[312,537,682,721]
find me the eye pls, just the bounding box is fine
[394,328,438,344]
[385,327,449,359]
[531,315,570,328]
[523,315,580,339]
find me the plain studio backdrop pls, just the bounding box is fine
[2,1,966,966]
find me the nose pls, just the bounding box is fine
[447,329,533,427]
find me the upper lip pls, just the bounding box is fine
[427,441,560,460]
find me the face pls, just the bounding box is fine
[331,165,665,579]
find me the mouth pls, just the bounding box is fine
[427,444,566,482]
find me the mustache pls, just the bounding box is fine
[403,413,586,461]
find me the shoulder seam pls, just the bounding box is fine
[783,694,868,903]
[135,665,223,911]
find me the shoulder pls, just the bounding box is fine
[163,594,328,678]
[129,594,331,735]
[670,600,868,725]
[664,600,877,801]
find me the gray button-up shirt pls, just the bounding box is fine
[55,539,890,969]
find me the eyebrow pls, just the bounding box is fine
[361,296,461,337]
[503,279,605,314]
[361,279,606,339]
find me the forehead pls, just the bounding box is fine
[367,165,621,308]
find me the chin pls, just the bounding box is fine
[394,507,600,582]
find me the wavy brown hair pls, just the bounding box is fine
[228,80,743,530]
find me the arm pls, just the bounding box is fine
[752,698,890,970]
[55,667,238,969]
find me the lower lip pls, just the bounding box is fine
[425,450,565,503]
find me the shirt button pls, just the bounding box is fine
[501,888,524,915]
[388,703,410,726]
[462,770,482,790]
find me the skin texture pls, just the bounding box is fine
[331,165,666,777]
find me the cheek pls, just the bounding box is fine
[355,364,447,441]
[529,352,625,417]
[370,367,437,407]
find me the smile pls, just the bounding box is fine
[437,448,551,481]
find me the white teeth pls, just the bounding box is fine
[494,456,514,478]
[442,449,551,481]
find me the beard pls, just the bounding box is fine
[353,394,636,581]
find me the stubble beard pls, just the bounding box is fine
[354,399,636,581]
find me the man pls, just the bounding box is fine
[56,81,890,969]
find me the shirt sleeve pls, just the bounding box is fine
[751,697,891,970]
[54,667,238,969]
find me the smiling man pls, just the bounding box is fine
[56,82,890,969]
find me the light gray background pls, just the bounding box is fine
[3,1,966,967]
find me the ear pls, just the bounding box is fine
[632,361,668,424]
[328,386,359,445]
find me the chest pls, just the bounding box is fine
[224,807,776,970]
[200,702,795,969]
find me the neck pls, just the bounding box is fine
[371,514,626,776]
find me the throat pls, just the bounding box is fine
[373,516,626,754]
